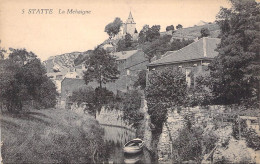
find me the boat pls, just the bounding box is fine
[123,138,144,154]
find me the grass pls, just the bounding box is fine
[1,108,105,163]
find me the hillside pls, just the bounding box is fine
[1,109,105,163]
[43,51,90,73]
[42,23,220,74]
[171,23,220,40]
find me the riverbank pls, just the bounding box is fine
[135,94,159,163]
[1,108,105,163]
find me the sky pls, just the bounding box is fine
[0,0,232,61]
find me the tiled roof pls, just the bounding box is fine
[149,37,220,66]
[112,50,139,60]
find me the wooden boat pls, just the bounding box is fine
[123,138,144,154]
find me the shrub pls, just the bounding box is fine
[172,126,203,162]
[243,129,260,150]
[146,68,188,131]
[120,90,144,128]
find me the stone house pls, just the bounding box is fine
[59,49,148,109]
[60,78,89,109]
[147,37,220,87]
[110,49,149,92]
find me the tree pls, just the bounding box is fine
[166,25,174,31]
[83,47,120,88]
[176,24,183,29]
[104,17,123,39]
[200,27,210,38]
[133,70,147,90]
[121,90,144,128]
[208,0,260,107]
[116,39,126,52]
[0,59,21,111]
[0,50,57,111]
[146,68,188,130]
[138,25,150,43]
[146,25,161,42]
[125,33,132,47]
[0,40,6,60]
[9,48,36,66]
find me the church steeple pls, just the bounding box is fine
[126,11,135,24]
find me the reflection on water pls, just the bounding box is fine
[101,125,154,164]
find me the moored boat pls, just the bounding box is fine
[123,138,144,154]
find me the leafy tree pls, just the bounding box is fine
[83,47,120,88]
[0,40,6,60]
[146,68,188,131]
[0,50,57,111]
[125,33,132,47]
[200,27,210,38]
[138,25,150,43]
[133,70,147,90]
[104,17,123,39]
[121,90,144,128]
[187,75,213,107]
[166,25,174,31]
[70,87,114,117]
[176,24,183,29]
[146,25,161,42]
[116,39,127,52]
[0,59,21,111]
[36,76,58,108]
[172,123,203,162]
[209,0,260,107]
[9,48,36,66]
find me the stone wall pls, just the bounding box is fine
[157,106,220,162]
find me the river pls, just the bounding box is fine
[93,104,155,164]
[100,124,153,164]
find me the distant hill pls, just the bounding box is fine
[171,22,220,41]
[43,51,90,73]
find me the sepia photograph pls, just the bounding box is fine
[0,0,259,163]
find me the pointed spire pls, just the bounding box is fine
[129,11,133,19]
[126,11,135,24]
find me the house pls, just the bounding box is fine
[60,78,88,109]
[109,49,149,92]
[147,37,220,87]
[59,49,149,109]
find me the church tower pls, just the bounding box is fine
[124,12,136,36]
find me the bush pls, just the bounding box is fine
[243,129,260,150]
[146,68,188,131]
[120,90,144,128]
[172,126,203,162]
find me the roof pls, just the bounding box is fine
[149,37,220,66]
[112,50,139,60]
[126,11,135,24]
